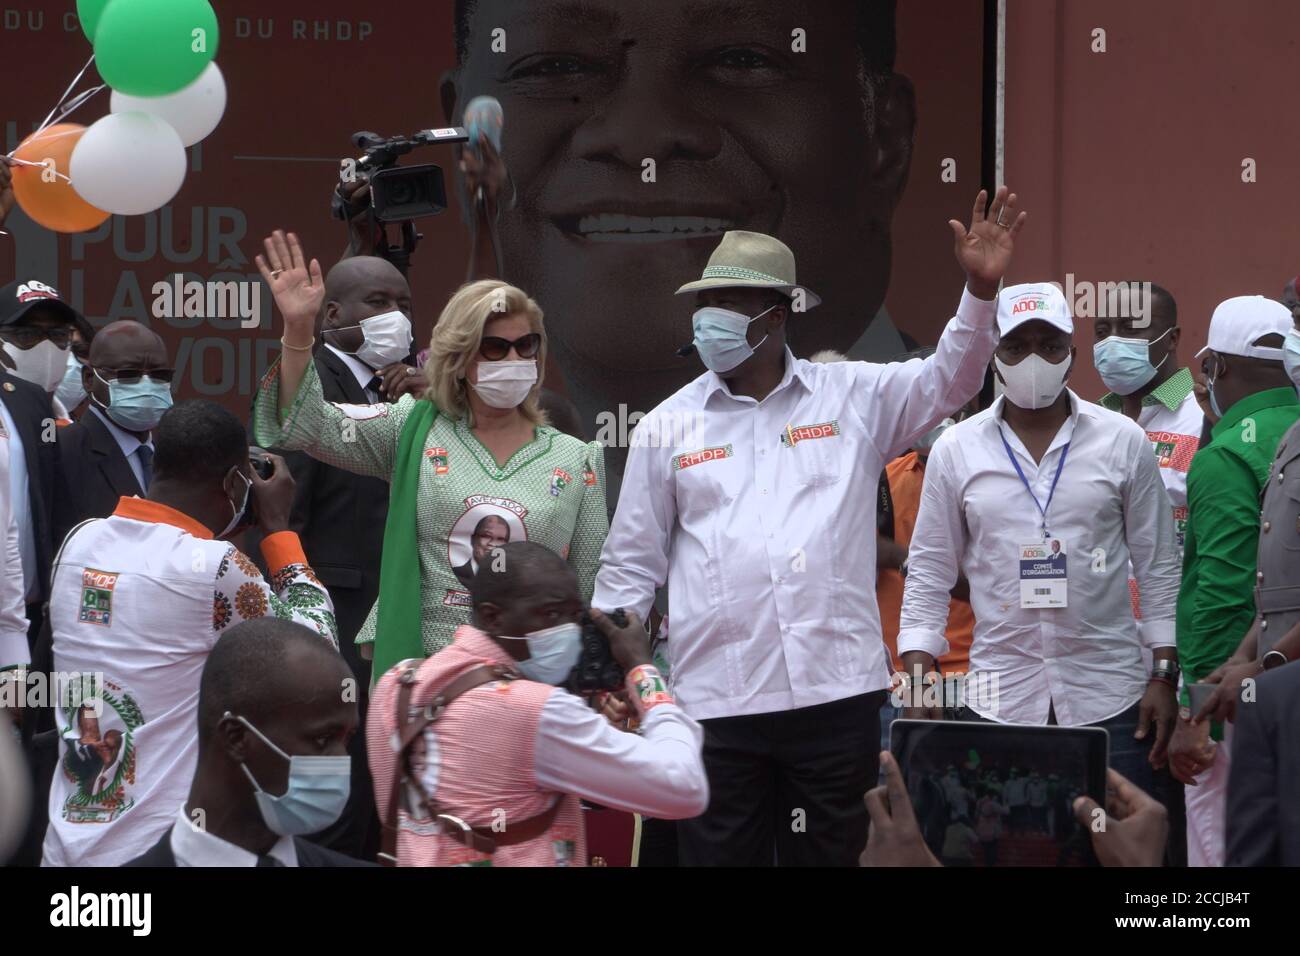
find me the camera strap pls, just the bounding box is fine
[380,661,563,865]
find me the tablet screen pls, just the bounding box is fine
[889,719,1108,867]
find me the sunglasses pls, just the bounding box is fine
[95,367,176,385]
[1,327,73,349]
[479,333,541,362]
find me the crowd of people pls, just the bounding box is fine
[0,140,1296,870]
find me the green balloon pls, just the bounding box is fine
[94,0,219,97]
[76,0,111,41]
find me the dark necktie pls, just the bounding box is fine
[136,444,153,491]
[255,853,284,867]
[365,375,384,402]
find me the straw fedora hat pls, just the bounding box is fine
[675,231,821,309]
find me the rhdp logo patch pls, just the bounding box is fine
[781,421,840,447]
[550,468,572,496]
[426,447,449,475]
[672,444,733,471]
[79,569,119,626]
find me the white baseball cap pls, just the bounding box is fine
[996,282,1073,337]
[1195,295,1291,361]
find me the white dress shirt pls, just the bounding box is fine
[169,808,298,867]
[594,289,997,720]
[324,344,379,403]
[89,406,154,491]
[0,400,35,602]
[0,418,29,668]
[898,390,1181,726]
[419,688,709,821]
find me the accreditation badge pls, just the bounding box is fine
[1018,539,1068,608]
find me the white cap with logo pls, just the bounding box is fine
[1195,295,1291,361]
[996,282,1073,337]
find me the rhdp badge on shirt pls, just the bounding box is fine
[550,467,572,496]
[1018,540,1068,608]
[426,447,449,475]
[79,568,119,626]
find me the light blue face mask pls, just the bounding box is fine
[509,622,582,685]
[55,352,87,410]
[231,713,351,837]
[94,368,173,432]
[914,418,955,455]
[691,305,775,374]
[1284,329,1300,390]
[1093,328,1171,396]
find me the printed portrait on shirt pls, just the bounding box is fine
[446,496,530,603]
[57,675,143,825]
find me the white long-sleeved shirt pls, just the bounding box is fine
[898,391,1180,726]
[42,498,337,867]
[0,417,29,669]
[532,691,707,819]
[594,289,997,720]
[0,399,35,602]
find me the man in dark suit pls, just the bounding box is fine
[1226,662,1300,866]
[254,255,420,860]
[453,514,511,588]
[123,618,374,867]
[52,320,172,546]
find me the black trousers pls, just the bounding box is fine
[678,691,886,867]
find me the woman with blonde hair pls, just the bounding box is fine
[252,231,608,679]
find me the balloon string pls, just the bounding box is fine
[33,53,98,138]
[47,85,106,127]
[4,54,99,159]
[4,157,74,184]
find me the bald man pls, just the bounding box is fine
[251,255,419,861]
[52,319,173,546]
[124,618,372,867]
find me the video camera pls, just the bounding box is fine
[566,608,630,694]
[332,126,470,272]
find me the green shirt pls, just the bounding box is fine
[1178,387,1300,693]
[1098,366,1195,414]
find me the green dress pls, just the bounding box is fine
[253,360,609,656]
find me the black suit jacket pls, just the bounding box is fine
[51,409,144,548]
[122,826,378,867]
[255,348,390,684]
[0,371,56,605]
[1226,663,1300,866]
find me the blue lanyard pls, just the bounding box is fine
[998,428,1070,538]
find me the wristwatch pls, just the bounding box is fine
[1150,658,1180,686]
[1262,649,1290,670]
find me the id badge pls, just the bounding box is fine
[1019,539,1068,608]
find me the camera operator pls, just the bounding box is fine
[40,400,338,866]
[368,540,707,866]
[336,128,508,283]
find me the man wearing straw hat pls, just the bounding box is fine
[594,187,1027,866]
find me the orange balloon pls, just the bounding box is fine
[11,123,111,233]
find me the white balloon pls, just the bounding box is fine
[69,112,186,216]
[109,62,227,148]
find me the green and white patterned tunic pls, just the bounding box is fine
[253,360,609,656]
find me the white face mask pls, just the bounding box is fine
[331,310,413,369]
[218,469,252,539]
[3,339,69,392]
[470,359,538,409]
[995,353,1071,410]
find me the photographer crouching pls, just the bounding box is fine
[368,541,707,866]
